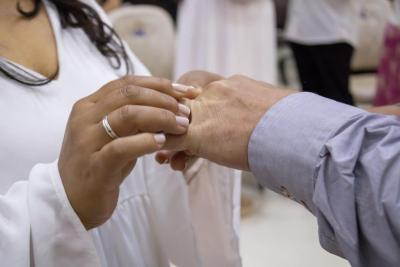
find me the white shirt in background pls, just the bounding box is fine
[285,0,362,47]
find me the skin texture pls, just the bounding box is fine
[156,71,295,171]
[58,76,190,229]
[156,71,400,172]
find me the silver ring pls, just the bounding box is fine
[102,116,119,139]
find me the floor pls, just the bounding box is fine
[240,190,350,267]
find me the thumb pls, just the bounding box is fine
[184,87,203,100]
[95,133,167,186]
[99,133,167,170]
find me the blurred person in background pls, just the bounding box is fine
[286,0,362,105]
[374,0,400,106]
[175,0,277,84]
[0,0,241,266]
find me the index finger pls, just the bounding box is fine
[87,75,195,103]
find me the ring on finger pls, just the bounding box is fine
[102,115,119,139]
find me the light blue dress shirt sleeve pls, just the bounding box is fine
[248,92,400,267]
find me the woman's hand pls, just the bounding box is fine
[58,76,192,229]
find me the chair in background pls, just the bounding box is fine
[109,5,176,79]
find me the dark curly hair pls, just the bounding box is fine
[0,0,131,86]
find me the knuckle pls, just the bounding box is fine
[71,99,84,113]
[121,75,137,85]
[101,79,117,92]
[119,105,137,122]
[153,110,174,130]
[119,105,130,121]
[161,110,174,124]
[119,84,129,98]
[156,77,172,88]
[160,94,178,111]
[67,115,84,136]
[123,85,144,99]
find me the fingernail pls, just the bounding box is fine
[178,103,191,117]
[154,133,166,146]
[172,83,195,93]
[176,116,189,128]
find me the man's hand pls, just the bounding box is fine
[157,72,295,171]
[367,105,400,116]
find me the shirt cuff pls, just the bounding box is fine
[248,92,365,213]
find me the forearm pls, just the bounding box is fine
[249,93,400,266]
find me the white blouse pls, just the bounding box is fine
[0,1,241,266]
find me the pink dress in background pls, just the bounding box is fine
[374,23,400,106]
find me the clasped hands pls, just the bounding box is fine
[58,70,293,229]
[155,71,293,171]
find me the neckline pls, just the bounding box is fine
[0,0,63,84]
